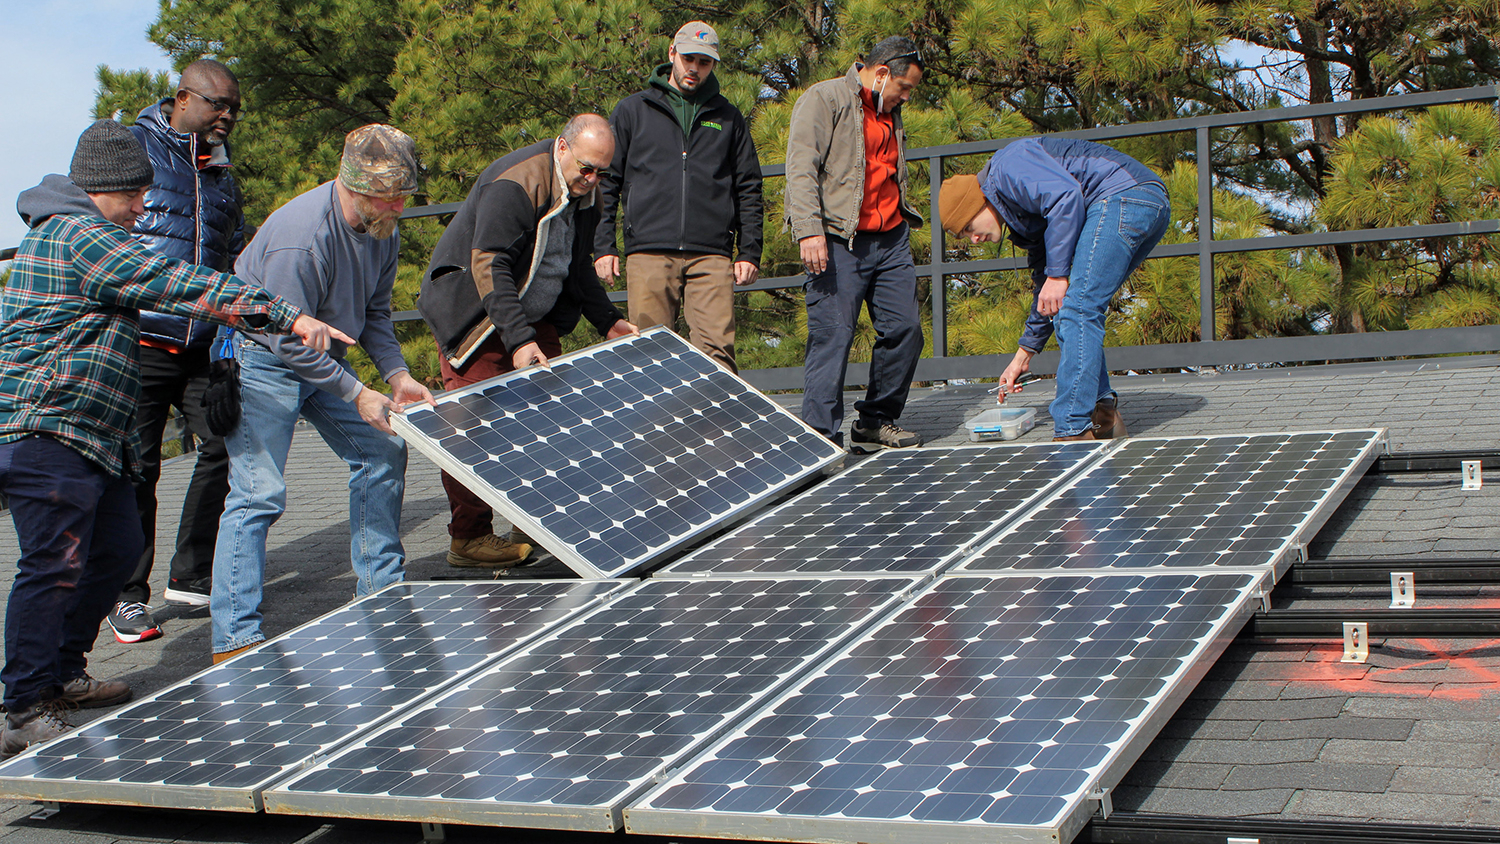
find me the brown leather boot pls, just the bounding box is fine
[1091,398,1129,439]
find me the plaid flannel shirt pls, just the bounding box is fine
[0,212,301,478]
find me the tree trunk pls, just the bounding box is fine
[1298,17,1366,333]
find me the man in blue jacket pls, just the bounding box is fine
[939,138,1170,440]
[594,21,763,374]
[108,59,245,645]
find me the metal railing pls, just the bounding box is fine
[392,84,1500,390]
[8,85,1499,391]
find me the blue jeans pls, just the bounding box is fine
[1050,183,1171,436]
[0,436,141,710]
[211,340,407,653]
[800,224,923,440]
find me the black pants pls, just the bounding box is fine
[0,436,140,710]
[800,224,923,440]
[122,345,227,604]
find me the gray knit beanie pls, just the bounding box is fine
[69,120,154,192]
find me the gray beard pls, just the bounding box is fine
[363,215,398,240]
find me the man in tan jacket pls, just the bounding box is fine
[785,37,926,453]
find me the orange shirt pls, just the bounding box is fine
[857,86,902,233]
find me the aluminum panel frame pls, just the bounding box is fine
[392,328,844,579]
[0,580,626,812]
[657,441,1111,579]
[625,570,1265,844]
[954,429,1385,578]
[262,576,925,831]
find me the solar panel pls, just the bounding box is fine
[392,328,844,579]
[626,571,1263,844]
[0,580,625,812]
[659,442,1107,577]
[957,430,1383,576]
[263,576,921,831]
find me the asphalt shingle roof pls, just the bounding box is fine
[3,353,1500,842]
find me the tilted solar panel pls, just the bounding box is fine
[263,576,921,831]
[626,571,1263,844]
[0,581,624,811]
[957,430,1383,575]
[659,442,1107,577]
[393,328,844,579]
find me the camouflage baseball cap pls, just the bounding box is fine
[338,124,420,196]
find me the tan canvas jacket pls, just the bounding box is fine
[783,64,924,242]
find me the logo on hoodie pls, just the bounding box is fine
[700,121,723,131]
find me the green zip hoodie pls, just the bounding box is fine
[648,62,718,140]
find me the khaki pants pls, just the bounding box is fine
[625,252,736,373]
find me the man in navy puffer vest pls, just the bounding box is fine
[107,59,245,645]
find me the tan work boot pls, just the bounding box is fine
[212,643,256,664]
[1091,398,1129,439]
[449,534,532,569]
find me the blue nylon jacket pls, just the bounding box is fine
[980,137,1163,352]
[129,99,245,350]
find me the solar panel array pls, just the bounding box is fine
[627,571,1263,844]
[0,581,625,811]
[264,577,920,830]
[958,430,1382,574]
[392,328,844,579]
[659,442,1105,577]
[0,428,1387,844]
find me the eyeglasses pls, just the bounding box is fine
[891,49,923,64]
[181,87,244,119]
[558,138,606,177]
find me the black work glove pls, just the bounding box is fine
[202,346,242,436]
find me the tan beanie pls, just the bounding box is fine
[938,173,987,235]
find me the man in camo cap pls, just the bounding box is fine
[209,123,436,664]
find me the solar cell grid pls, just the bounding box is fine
[395,328,843,579]
[959,430,1382,574]
[0,580,624,811]
[660,442,1106,577]
[264,576,920,831]
[626,571,1262,844]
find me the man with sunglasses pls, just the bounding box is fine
[105,60,247,645]
[785,36,928,454]
[420,114,637,569]
[594,21,763,374]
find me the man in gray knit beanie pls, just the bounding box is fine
[70,120,155,194]
[0,121,350,757]
[65,120,155,232]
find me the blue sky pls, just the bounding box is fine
[0,2,169,255]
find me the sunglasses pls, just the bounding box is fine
[558,137,606,177]
[181,87,244,119]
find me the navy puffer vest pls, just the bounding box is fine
[129,99,244,350]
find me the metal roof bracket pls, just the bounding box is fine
[1390,572,1415,609]
[1341,621,1370,663]
[1092,785,1113,820]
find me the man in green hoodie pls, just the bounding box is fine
[594,21,764,374]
